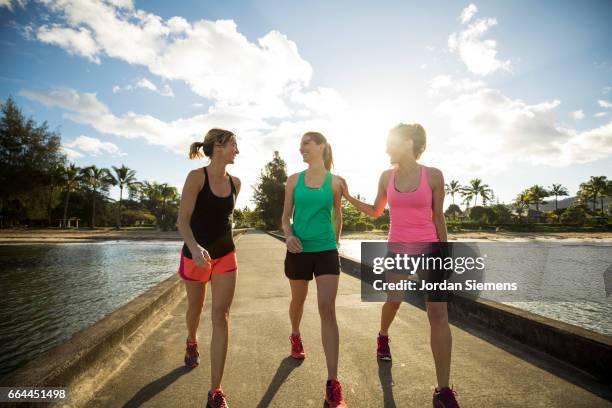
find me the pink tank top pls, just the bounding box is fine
[387,165,439,248]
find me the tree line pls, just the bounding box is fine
[0,97,179,229]
[1,96,610,231]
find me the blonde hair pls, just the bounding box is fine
[390,123,427,159]
[303,131,333,170]
[189,128,235,159]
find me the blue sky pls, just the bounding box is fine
[1,0,611,209]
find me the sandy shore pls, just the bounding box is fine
[0,228,182,244]
[342,230,612,241]
[0,228,610,244]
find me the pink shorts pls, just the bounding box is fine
[178,251,238,282]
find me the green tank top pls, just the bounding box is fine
[292,170,338,252]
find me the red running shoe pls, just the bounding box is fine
[377,333,392,361]
[207,388,229,408]
[325,379,347,408]
[432,386,460,408]
[290,333,305,359]
[184,338,199,368]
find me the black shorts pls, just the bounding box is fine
[385,250,453,303]
[285,249,341,281]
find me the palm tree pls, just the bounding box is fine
[589,176,608,215]
[513,191,530,222]
[61,163,81,223]
[110,165,138,228]
[480,186,494,206]
[462,179,490,206]
[526,185,549,212]
[548,183,569,212]
[80,165,113,228]
[445,180,462,205]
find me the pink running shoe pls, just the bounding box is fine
[377,333,392,361]
[432,386,460,408]
[290,334,305,359]
[325,379,347,408]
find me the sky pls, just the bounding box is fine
[1,0,611,209]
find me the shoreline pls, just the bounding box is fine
[0,228,610,244]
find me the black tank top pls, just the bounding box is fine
[182,167,237,259]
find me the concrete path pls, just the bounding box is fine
[85,231,611,407]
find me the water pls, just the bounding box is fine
[339,239,612,336]
[0,241,182,377]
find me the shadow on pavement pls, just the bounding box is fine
[122,365,192,408]
[256,356,304,408]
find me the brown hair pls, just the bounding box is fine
[189,128,235,159]
[303,131,333,170]
[390,123,427,159]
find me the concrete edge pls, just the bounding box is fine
[265,230,611,383]
[0,229,249,407]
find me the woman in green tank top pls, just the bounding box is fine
[281,132,348,407]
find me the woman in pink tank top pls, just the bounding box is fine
[340,124,460,407]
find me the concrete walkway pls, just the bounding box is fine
[85,231,611,407]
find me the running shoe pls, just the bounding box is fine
[432,386,460,408]
[207,388,229,408]
[184,338,200,368]
[325,379,347,408]
[377,333,392,361]
[290,333,305,359]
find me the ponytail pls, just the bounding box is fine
[323,143,334,171]
[189,142,204,159]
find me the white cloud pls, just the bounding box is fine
[420,63,427,69]
[19,88,273,154]
[0,0,27,11]
[37,25,101,63]
[459,4,478,24]
[427,75,485,96]
[61,146,84,159]
[595,112,608,118]
[570,110,585,120]
[113,77,174,97]
[30,1,313,113]
[435,88,612,170]
[192,102,204,108]
[598,99,612,109]
[65,135,126,157]
[448,7,511,76]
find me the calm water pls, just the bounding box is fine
[0,241,182,377]
[339,240,612,336]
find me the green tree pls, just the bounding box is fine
[525,185,549,212]
[252,151,287,230]
[461,179,490,207]
[548,183,569,213]
[560,203,587,225]
[0,96,65,224]
[80,165,114,228]
[445,180,462,205]
[444,204,462,221]
[61,163,81,222]
[109,164,138,228]
[513,191,530,222]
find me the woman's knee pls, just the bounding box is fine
[317,300,336,319]
[212,305,230,325]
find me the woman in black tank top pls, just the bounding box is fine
[177,128,241,407]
